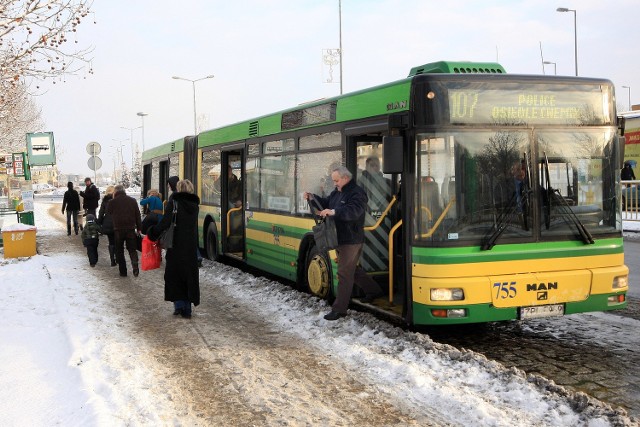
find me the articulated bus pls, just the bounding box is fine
[141,60,628,325]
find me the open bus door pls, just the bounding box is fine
[350,133,404,318]
[220,150,245,258]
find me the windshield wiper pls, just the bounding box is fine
[542,153,594,245]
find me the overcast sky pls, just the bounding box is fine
[35,0,639,178]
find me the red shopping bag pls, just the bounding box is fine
[141,235,162,271]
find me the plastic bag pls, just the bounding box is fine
[141,235,162,271]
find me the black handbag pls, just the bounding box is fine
[310,198,338,252]
[100,215,114,235]
[159,201,177,249]
[141,212,158,235]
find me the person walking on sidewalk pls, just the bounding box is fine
[140,188,163,234]
[81,214,101,267]
[97,185,116,266]
[79,177,100,217]
[148,179,200,318]
[107,184,142,277]
[303,165,383,321]
[61,181,81,236]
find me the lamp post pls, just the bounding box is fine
[108,146,118,182]
[120,126,141,168]
[111,139,126,182]
[172,74,215,135]
[622,85,631,111]
[556,7,577,76]
[137,112,148,152]
[338,0,343,95]
[543,61,557,75]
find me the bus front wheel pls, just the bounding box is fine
[305,244,332,299]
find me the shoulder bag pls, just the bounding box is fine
[310,198,338,252]
[159,201,177,249]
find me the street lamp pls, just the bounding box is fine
[137,112,148,152]
[556,7,578,76]
[120,126,141,168]
[109,146,119,182]
[111,138,126,166]
[622,85,631,111]
[111,139,126,182]
[543,61,557,75]
[172,74,215,135]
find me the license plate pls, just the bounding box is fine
[520,304,564,320]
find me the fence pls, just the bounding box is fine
[621,180,640,226]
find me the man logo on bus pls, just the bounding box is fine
[526,282,558,291]
[386,100,407,111]
[537,292,548,301]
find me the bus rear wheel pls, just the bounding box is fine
[205,223,219,261]
[305,244,332,299]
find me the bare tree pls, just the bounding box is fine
[0,0,95,93]
[0,82,44,153]
[0,1,94,155]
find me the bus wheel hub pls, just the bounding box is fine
[308,255,330,298]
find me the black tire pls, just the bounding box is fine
[205,222,219,261]
[304,244,332,300]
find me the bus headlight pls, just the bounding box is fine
[430,288,464,301]
[613,275,628,289]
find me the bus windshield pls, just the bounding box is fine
[414,128,620,246]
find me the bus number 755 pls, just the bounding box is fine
[493,282,517,299]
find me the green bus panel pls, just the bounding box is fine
[141,138,184,162]
[197,80,412,148]
[411,238,624,265]
[246,238,297,279]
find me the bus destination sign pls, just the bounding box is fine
[448,89,606,125]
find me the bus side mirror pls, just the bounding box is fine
[383,136,403,174]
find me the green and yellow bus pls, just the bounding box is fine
[141,60,628,325]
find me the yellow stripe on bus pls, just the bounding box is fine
[412,253,623,277]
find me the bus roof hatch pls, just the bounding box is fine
[408,61,506,77]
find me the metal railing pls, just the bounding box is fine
[621,180,640,223]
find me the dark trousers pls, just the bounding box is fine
[66,210,79,234]
[332,243,381,314]
[114,229,139,275]
[84,239,99,265]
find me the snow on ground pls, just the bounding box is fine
[0,201,636,426]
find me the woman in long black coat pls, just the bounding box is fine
[148,179,200,318]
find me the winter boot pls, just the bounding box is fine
[108,245,117,267]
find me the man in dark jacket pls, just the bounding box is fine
[304,165,383,321]
[61,181,81,235]
[107,184,142,277]
[79,177,100,217]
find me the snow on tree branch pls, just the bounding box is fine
[0,0,95,87]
